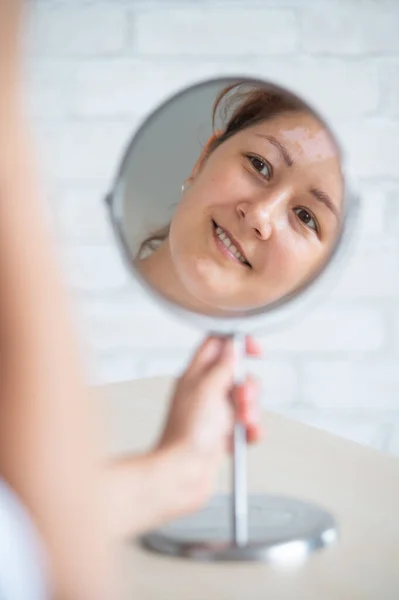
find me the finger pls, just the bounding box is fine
[234,376,261,422]
[199,337,236,393]
[247,423,263,444]
[184,335,224,381]
[225,421,263,452]
[245,381,262,445]
[232,384,246,421]
[226,431,234,453]
[226,376,260,451]
[245,336,263,357]
[244,379,262,432]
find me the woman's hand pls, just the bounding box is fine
[0,0,23,94]
[0,3,117,599]
[108,335,263,538]
[156,335,263,508]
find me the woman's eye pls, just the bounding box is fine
[294,207,318,232]
[248,155,272,180]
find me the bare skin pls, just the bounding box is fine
[0,3,116,599]
[0,4,262,599]
[140,111,343,313]
[108,336,262,539]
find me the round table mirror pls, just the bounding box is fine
[106,75,360,564]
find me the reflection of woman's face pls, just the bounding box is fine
[168,110,343,311]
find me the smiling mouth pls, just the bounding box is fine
[212,220,251,268]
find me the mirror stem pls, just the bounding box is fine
[232,333,248,546]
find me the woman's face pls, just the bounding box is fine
[168,110,343,311]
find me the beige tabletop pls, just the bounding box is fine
[98,376,399,600]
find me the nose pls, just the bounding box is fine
[236,200,273,240]
[237,185,292,240]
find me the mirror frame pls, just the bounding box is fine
[105,75,361,335]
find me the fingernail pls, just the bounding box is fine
[248,335,264,353]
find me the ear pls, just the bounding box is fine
[187,129,223,184]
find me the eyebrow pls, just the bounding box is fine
[311,188,340,221]
[254,132,340,222]
[254,133,294,167]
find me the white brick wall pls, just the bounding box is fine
[300,3,399,54]
[28,0,399,456]
[134,8,298,55]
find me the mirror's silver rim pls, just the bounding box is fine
[105,74,361,334]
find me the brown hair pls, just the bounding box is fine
[138,81,309,258]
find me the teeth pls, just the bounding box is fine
[215,225,247,264]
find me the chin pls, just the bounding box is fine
[177,256,268,311]
[192,278,282,312]
[182,272,247,311]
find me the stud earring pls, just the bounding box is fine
[181,181,190,194]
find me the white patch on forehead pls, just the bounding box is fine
[280,126,337,162]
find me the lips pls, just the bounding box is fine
[212,220,251,267]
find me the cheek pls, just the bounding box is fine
[169,190,214,269]
[257,228,319,279]
[170,188,210,242]
[194,159,247,207]
[169,204,199,258]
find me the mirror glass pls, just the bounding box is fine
[107,77,353,324]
